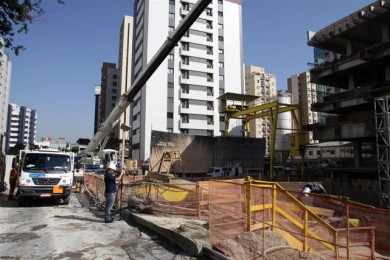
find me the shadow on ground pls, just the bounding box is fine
[0,192,62,208]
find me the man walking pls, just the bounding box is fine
[104,162,119,223]
[8,160,18,200]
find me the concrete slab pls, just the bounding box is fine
[0,193,195,260]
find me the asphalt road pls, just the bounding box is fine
[0,193,196,260]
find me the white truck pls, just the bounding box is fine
[16,149,74,205]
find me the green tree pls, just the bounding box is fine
[0,0,64,55]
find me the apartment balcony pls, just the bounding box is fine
[181,33,213,47]
[179,120,214,130]
[180,7,213,21]
[180,61,214,74]
[180,90,214,101]
[180,48,213,60]
[179,105,214,116]
[179,75,214,87]
[190,21,213,34]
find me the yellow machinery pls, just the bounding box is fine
[219,93,306,178]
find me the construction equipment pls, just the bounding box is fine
[220,93,306,179]
[84,0,213,155]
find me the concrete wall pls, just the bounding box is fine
[149,131,265,174]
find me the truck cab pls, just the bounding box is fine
[17,149,74,205]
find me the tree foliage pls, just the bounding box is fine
[0,0,64,55]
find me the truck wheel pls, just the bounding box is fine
[61,196,70,205]
[18,197,27,207]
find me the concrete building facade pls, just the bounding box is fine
[288,71,319,144]
[244,65,277,153]
[5,104,37,153]
[118,16,134,144]
[0,50,12,152]
[99,62,120,139]
[131,0,244,160]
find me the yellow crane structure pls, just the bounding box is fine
[219,93,306,178]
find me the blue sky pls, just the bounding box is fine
[9,0,371,141]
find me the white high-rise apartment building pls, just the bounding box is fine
[244,65,277,154]
[118,16,134,143]
[5,104,37,153]
[131,0,244,160]
[0,49,12,152]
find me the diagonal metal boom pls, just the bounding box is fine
[85,0,213,153]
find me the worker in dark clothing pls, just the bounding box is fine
[8,160,18,200]
[104,162,120,223]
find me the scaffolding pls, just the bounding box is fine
[374,96,390,208]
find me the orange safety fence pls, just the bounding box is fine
[208,179,377,260]
[286,189,390,256]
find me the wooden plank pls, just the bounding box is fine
[307,206,335,218]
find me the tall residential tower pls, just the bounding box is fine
[244,65,277,153]
[5,104,37,153]
[131,0,244,160]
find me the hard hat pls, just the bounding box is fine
[107,162,117,171]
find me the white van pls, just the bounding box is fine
[17,150,74,205]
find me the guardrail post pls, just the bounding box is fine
[346,199,350,260]
[303,209,308,252]
[272,183,276,231]
[370,228,375,260]
[334,231,339,260]
[196,182,200,218]
[245,177,252,232]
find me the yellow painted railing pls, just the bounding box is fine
[241,178,376,260]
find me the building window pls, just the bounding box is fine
[207,87,213,96]
[168,68,174,75]
[181,99,189,108]
[219,75,224,81]
[218,36,224,41]
[167,112,173,119]
[113,74,117,79]
[182,70,189,79]
[181,114,189,123]
[206,46,213,55]
[113,81,117,87]
[206,33,213,42]
[207,60,213,68]
[181,84,189,94]
[207,73,213,82]
[182,56,189,65]
[182,2,190,10]
[207,101,214,110]
[218,11,223,17]
[181,129,189,134]
[219,49,224,54]
[206,20,213,29]
[219,62,224,68]
[207,116,214,125]
[206,8,212,16]
[182,42,189,51]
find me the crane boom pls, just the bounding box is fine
[85,0,212,153]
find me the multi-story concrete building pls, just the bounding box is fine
[5,104,37,153]
[0,49,12,152]
[244,65,277,153]
[288,71,319,144]
[131,0,244,160]
[118,16,134,146]
[99,62,120,139]
[308,1,390,205]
